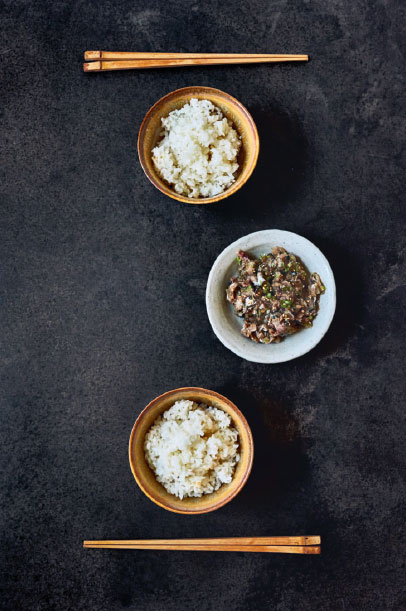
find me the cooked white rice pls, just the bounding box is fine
[144,399,240,499]
[152,98,241,198]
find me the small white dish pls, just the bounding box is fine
[206,230,336,363]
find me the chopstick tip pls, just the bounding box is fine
[84,50,101,60]
[83,61,101,72]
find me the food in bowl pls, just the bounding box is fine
[152,98,241,198]
[226,247,325,344]
[144,399,240,499]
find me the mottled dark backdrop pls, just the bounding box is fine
[1,1,405,610]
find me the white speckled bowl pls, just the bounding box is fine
[206,230,336,363]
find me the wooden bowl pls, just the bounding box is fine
[129,387,254,514]
[137,86,259,204]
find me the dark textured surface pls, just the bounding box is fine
[1,1,405,609]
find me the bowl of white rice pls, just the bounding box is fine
[129,387,254,513]
[138,87,259,204]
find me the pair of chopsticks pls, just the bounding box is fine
[84,535,320,554]
[83,51,309,72]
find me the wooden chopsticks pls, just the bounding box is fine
[85,52,309,61]
[84,536,321,554]
[83,51,308,72]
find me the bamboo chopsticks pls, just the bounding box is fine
[84,536,321,554]
[83,51,308,72]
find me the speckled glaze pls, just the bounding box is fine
[206,230,336,363]
[129,387,254,513]
[137,86,259,204]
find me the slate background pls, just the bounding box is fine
[1,1,405,609]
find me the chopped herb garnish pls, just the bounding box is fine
[236,256,242,265]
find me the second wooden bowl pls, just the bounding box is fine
[137,86,259,204]
[129,387,254,514]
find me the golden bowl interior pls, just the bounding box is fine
[137,86,259,204]
[129,387,254,514]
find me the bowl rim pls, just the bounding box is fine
[137,86,260,204]
[128,386,254,514]
[206,229,337,363]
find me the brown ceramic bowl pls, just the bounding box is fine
[129,387,254,514]
[137,86,259,204]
